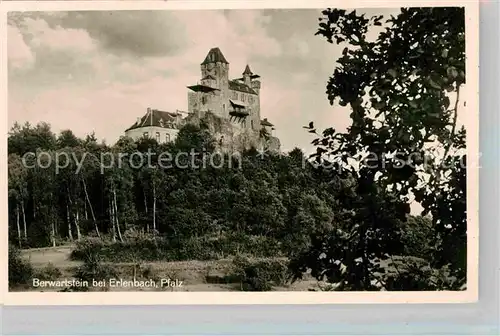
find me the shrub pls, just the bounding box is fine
[69,237,106,261]
[382,261,462,291]
[8,245,34,289]
[35,263,62,280]
[231,255,291,291]
[400,216,435,260]
[73,248,117,291]
[140,264,160,282]
[69,233,284,263]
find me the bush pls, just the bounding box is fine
[69,233,284,263]
[72,251,117,292]
[35,263,62,280]
[8,245,34,289]
[231,255,291,291]
[139,264,161,282]
[69,237,106,261]
[382,261,463,291]
[400,216,435,260]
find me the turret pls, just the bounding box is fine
[241,64,261,95]
[242,64,253,87]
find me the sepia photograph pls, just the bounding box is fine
[4,1,478,303]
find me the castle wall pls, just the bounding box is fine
[250,80,261,133]
[227,89,260,132]
[187,90,224,119]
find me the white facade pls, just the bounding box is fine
[125,126,179,143]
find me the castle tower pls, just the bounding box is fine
[188,47,230,118]
[243,65,261,132]
[200,47,229,90]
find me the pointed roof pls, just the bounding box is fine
[201,47,229,65]
[261,118,274,127]
[243,64,253,75]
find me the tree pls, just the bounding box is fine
[400,215,435,260]
[29,150,59,247]
[57,130,81,149]
[8,122,56,155]
[139,165,174,234]
[104,148,138,241]
[8,154,29,246]
[285,193,334,254]
[174,123,216,153]
[295,7,467,289]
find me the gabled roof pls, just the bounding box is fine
[201,47,229,65]
[126,109,181,131]
[229,80,257,95]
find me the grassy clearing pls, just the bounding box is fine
[14,245,323,292]
[14,244,445,292]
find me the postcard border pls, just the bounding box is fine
[1,0,480,306]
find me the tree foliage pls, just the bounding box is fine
[295,7,467,289]
[7,122,337,261]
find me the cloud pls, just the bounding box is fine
[8,15,102,93]
[23,17,95,52]
[55,11,190,58]
[7,9,336,150]
[283,33,311,58]
[7,24,34,70]
[7,8,394,153]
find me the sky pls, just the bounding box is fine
[7,8,402,154]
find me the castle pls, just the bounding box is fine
[125,47,280,152]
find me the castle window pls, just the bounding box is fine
[166,134,171,142]
[223,104,226,112]
[249,96,253,104]
[201,95,207,105]
[155,132,160,142]
[143,132,149,138]
[241,94,245,102]
[251,120,254,129]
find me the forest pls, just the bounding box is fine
[8,7,467,291]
